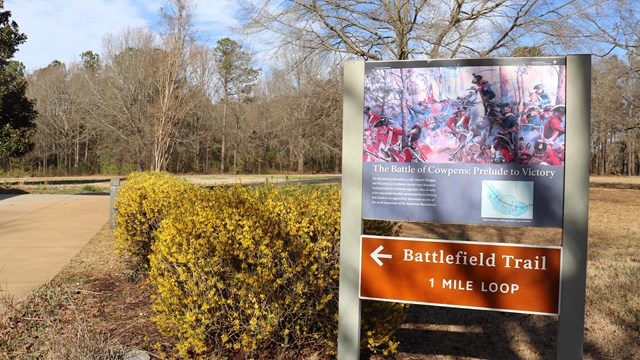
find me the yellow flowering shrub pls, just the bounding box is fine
[361,300,408,357]
[113,171,209,271]
[114,172,407,358]
[150,184,343,358]
[361,219,407,356]
[150,186,404,358]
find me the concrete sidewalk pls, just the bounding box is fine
[0,194,109,305]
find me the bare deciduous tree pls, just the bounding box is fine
[95,0,205,172]
[151,0,201,171]
[27,62,87,174]
[98,27,158,170]
[254,47,342,173]
[19,0,640,177]
[563,0,640,57]
[240,0,578,60]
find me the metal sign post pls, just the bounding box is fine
[557,54,591,359]
[337,60,365,360]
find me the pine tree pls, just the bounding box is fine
[0,1,36,160]
[213,38,260,173]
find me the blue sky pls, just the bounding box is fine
[5,0,242,72]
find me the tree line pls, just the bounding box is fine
[0,0,639,175]
[591,56,640,175]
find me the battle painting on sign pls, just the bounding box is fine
[362,57,567,227]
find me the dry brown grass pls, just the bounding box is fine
[590,175,640,185]
[392,185,640,360]
[1,179,638,359]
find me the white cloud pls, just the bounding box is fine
[5,0,238,72]
[192,0,240,38]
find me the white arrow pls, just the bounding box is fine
[370,245,393,266]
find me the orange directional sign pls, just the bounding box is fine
[360,236,562,315]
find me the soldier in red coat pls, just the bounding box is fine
[543,105,565,141]
[372,117,404,161]
[447,107,471,133]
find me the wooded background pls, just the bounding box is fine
[1,0,638,176]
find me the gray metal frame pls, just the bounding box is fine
[557,54,591,359]
[338,61,365,359]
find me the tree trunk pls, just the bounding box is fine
[205,147,209,173]
[75,130,80,169]
[152,122,164,172]
[297,150,304,174]
[84,135,89,163]
[603,136,608,174]
[221,100,227,174]
[233,148,237,174]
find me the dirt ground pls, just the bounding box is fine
[1,180,638,359]
[391,185,640,360]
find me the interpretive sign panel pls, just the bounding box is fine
[339,56,589,359]
[360,235,562,315]
[362,58,567,227]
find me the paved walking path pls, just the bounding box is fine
[0,194,109,305]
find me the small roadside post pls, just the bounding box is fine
[109,178,120,229]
